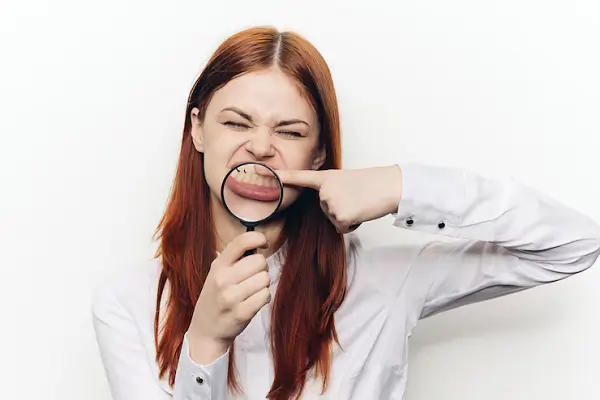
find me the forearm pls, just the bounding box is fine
[188,331,230,365]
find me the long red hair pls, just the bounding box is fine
[153,26,347,399]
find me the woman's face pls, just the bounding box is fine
[190,67,325,220]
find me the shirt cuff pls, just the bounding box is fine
[173,331,230,399]
[392,162,471,234]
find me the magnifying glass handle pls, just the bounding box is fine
[243,225,256,257]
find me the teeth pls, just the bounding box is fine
[232,165,277,187]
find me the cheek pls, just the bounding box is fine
[278,141,320,170]
[200,128,243,196]
[203,126,247,167]
[203,124,237,153]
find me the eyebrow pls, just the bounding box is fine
[220,107,309,128]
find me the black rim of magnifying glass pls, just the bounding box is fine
[220,161,284,231]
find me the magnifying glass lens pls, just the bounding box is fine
[221,162,283,229]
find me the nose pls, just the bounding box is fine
[244,130,275,159]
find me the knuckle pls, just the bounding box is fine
[249,230,266,241]
[258,271,270,286]
[336,213,350,225]
[219,289,237,309]
[212,272,229,290]
[235,232,251,245]
[256,232,268,246]
[328,209,338,220]
[240,231,267,247]
[247,253,267,268]
[255,253,267,265]
[232,306,250,323]
[262,288,272,304]
[210,259,221,270]
[219,291,235,310]
[320,182,335,196]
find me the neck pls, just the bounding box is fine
[210,195,285,258]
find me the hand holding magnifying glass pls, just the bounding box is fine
[220,161,284,256]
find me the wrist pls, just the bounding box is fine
[385,164,403,214]
[187,328,231,365]
[189,335,230,365]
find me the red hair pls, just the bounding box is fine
[153,26,347,399]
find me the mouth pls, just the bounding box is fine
[225,164,281,202]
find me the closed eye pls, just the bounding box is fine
[222,121,250,130]
[278,131,303,138]
[223,121,304,138]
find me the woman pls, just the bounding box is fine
[92,26,600,400]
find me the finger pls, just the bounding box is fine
[324,214,342,233]
[320,203,340,231]
[332,221,347,234]
[232,253,268,283]
[217,231,268,267]
[335,222,361,234]
[235,270,270,300]
[238,287,271,319]
[347,223,361,232]
[319,199,329,214]
[275,169,327,190]
[327,213,360,234]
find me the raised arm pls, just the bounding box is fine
[391,163,600,318]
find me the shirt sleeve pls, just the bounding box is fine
[392,162,600,319]
[173,332,230,399]
[92,285,230,399]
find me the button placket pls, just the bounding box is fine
[189,372,210,399]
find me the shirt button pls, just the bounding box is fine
[196,376,204,385]
[438,221,445,229]
[406,217,414,226]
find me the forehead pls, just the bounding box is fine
[206,68,316,123]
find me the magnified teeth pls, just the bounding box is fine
[231,165,277,187]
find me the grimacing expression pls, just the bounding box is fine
[190,67,326,216]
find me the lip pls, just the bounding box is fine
[225,163,281,202]
[226,176,280,201]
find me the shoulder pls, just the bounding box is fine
[91,257,163,328]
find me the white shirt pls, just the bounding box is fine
[92,162,600,400]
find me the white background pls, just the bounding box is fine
[2,0,600,399]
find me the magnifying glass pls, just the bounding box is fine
[220,161,284,255]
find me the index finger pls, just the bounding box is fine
[217,231,268,266]
[275,169,327,190]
